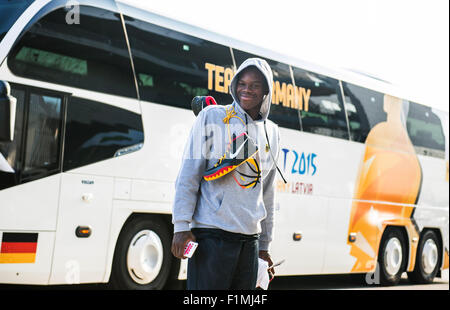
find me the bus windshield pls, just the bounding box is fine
[0,0,35,44]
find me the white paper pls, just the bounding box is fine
[256,258,269,290]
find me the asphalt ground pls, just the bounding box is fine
[0,269,447,290]
[268,269,449,290]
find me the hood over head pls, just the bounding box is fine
[230,58,274,121]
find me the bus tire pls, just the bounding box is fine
[377,228,407,286]
[407,230,440,284]
[109,216,172,290]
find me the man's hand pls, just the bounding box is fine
[171,231,196,259]
[259,250,274,277]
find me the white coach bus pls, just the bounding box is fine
[0,0,448,289]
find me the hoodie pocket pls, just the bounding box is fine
[207,187,224,212]
[215,184,238,214]
[214,190,230,215]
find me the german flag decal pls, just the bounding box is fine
[0,233,38,264]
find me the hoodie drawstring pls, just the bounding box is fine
[223,106,246,144]
[264,120,287,184]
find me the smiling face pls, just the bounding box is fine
[236,67,268,120]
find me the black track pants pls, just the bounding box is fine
[187,228,259,290]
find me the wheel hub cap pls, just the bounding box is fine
[422,239,438,274]
[127,230,164,284]
[384,237,402,276]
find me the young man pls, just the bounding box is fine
[171,58,279,289]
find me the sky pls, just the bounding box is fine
[124,0,449,113]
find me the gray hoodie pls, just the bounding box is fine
[172,58,279,251]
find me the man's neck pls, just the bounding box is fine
[246,110,262,121]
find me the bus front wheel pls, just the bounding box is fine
[110,216,172,290]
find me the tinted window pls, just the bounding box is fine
[125,17,234,108]
[0,0,34,44]
[0,88,25,189]
[407,102,445,158]
[64,97,144,171]
[341,82,386,142]
[234,50,301,130]
[23,93,62,178]
[293,67,348,140]
[8,6,136,98]
[0,86,63,189]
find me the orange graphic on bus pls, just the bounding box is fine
[348,95,422,273]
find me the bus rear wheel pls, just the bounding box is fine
[110,216,172,290]
[377,228,407,286]
[408,230,440,284]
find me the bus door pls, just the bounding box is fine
[0,82,66,284]
[49,165,114,285]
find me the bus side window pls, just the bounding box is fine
[233,50,302,131]
[341,82,386,143]
[63,97,144,172]
[124,17,234,108]
[293,67,348,140]
[7,6,136,98]
[407,102,446,158]
[22,93,62,180]
[0,87,63,189]
[0,88,25,190]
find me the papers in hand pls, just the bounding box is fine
[256,258,270,290]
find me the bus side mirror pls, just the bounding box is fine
[0,81,16,142]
